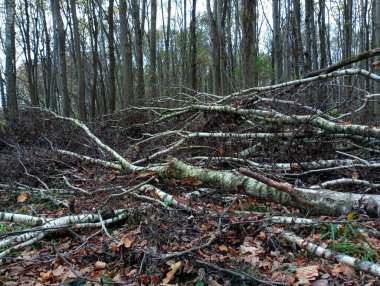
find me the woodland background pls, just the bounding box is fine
[1,0,380,119]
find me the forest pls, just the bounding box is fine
[0,0,380,285]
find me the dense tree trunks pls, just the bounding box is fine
[70,0,86,120]
[304,0,312,72]
[51,0,70,117]
[107,0,117,112]
[88,0,99,118]
[5,0,18,116]
[372,0,380,118]
[293,0,305,76]
[41,5,52,110]
[131,0,145,100]
[318,0,327,69]
[272,0,282,83]
[206,0,227,95]
[343,0,353,61]
[189,0,197,91]
[242,0,258,88]
[119,0,134,105]
[19,0,38,106]
[150,0,157,97]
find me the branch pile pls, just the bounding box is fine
[0,67,380,284]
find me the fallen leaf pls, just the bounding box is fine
[139,274,150,284]
[180,177,203,186]
[218,244,228,252]
[52,265,65,277]
[295,265,319,280]
[162,261,182,284]
[117,235,134,248]
[94,261,106,270]
[331,262,355,277]
[201,224,209,231]
[347,213,355,220]
[257,231,267,241]
[37,271,52,282]
[150,274,161,284]
[17,192,28,203]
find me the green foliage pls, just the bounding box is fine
[195,279,205,286]
[329,242,378,262]
[282,263,297,275]
[318,223,379,262]
[100,274,114,285]
[246,205,269,212]
[0,224,8,232]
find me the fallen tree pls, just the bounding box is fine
[1,66,380,284]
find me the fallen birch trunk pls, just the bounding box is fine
[160,159,380,218]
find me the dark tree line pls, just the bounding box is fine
[1,0,379,119]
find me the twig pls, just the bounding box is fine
[195,260,288,286]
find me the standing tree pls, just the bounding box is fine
[51,0,70,117]
[5,0,18,116]
[206,0,227,95]
[70,0,86,120]
[272,0,282,83]
[119,0,134,105]
[242,0,258,87]
[189,0,197,91]
[150,0,157,96]
[131,0,146,100]
[318,0,327,69]
[107,0,116,112]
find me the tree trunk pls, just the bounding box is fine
[318,0,327,69]
[189,0,197,91]
[119,0,134,105]
[206,0,223,95]
[150,0,157,97]
[304,0,312,73]
[70,0,86,120]
[107,0,116,112]
[131,0,145,100]
[293,0,305,76]
[88,0,99,117]
[51,0,70,117]
[5,0,18,116]
[343,0,353,60]
[20,0,38,106]
[273,0,282,83]
[242,0,257,88]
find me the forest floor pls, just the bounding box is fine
[0,94,380,286]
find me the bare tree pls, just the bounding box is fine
[131,0,146,100]
[107,0,116,112]
[5,0,18,115]
[318,0,327,69]
[273,0,282,83]
[242,0,258,87]
[50,0,70,117]
[70,0,86,120]
[150,0,157,96]
[189,0,197,91]
[119,0,134,105]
